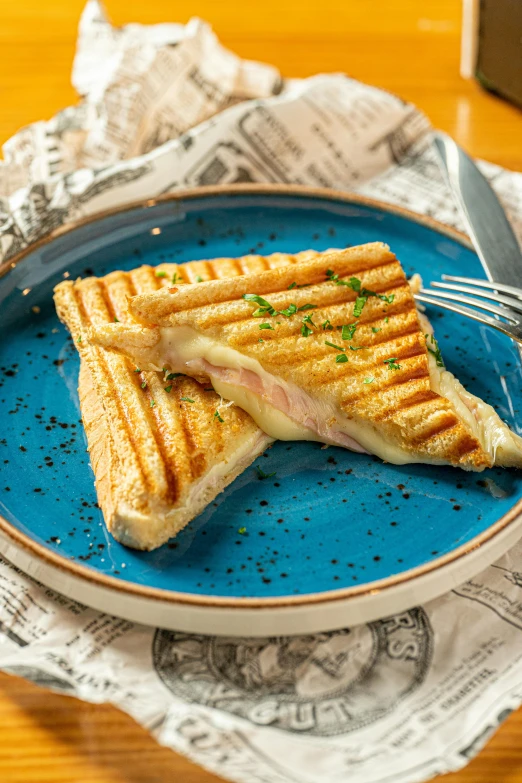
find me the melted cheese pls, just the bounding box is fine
[154,327,430,465]
[157,327,321,441]
[211,379,319,442]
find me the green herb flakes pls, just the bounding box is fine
[383,357,401,371]
[353,296,368,317]
[244,293,316,320]
[256,466,276,480]
[195,275,203,282]
[180,396,195,403]
[342,323,357,340]
[171,273,179,284]
[363,377,375,384]
[214,410,224,423]
[155,271,167,278]
[134,367,141,373]
[336,354,349,363]
[301,313,317,336]
[372,327,381,333]
[425,333,445,367]
[321,319,333,331]
[259,323,274,330]
[141,381,147,389]
[164,385,172,393]
[327,270,395,317]
[243,293,278,317]
[114,317,120,322]
[150,400,156,407]
[326,270,362,290]
[167,372,184,380]
[238,527,247,535]
[288,282,297,290]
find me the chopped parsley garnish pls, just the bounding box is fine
[114,317,120,322]
[326,270,362,290]
[256,466,276,480]
[258,338,264,342]
[166,372,184,380]
[244,294,316,320]
[214,410,224,423]
[141,381,147,389]
[363,377,375,384]
[164,385,172,393]
[180,396,194,402]
[342,323,357,340]
[301,313,317,336]
[336,354,349,363]
[425,334,445,367]
[238,527,247,535]
[325,340,345,352]
[384,357,401,370]
[134,367,141,373]
[172,273,179,284]
[150,400,156,407]
[77,335,82,343]
[372,327,381,333]
[384,317,389,323]
[353,295,368,318]
[349,346,364,351]
[243,293,278,317]
[195,275,203,282]
[288,282,297,290]
[259,323,274,330]
[321,319,333,331]
[327,272,395,316]
[155,271,167,278]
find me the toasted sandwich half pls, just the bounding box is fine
[54,251,321,550]
[91,243,522,472]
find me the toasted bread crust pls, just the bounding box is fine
[127,244,493,471]
[54,251,319,549]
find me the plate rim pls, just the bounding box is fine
[1,182,521,611]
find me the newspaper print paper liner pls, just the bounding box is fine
[1,2,522,782]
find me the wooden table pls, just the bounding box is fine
[1,1,522,781]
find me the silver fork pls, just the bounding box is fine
[415,276,522,344]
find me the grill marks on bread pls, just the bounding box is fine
[126,243,492,470]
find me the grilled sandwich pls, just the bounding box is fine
[54,251,321,550]
[91,243,522,471]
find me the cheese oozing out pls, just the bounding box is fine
[146,326,453,466]
[95,321,522,468]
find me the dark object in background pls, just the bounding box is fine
[461,0,522,109]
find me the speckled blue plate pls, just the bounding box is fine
[1,186,521,635]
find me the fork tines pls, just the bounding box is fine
[414,275,522,344]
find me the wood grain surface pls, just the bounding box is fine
[1,1,522,781]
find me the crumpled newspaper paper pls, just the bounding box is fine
[1,2,522,781]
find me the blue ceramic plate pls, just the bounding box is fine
[1,186,521,635]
